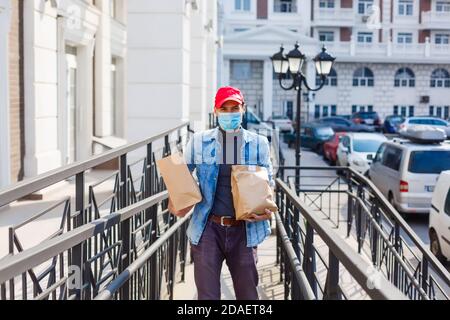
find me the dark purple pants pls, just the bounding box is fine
[190,219,259,300]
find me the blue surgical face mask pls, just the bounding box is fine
[217,112,242,131]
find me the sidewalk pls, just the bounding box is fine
[172,230,283,300]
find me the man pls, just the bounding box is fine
[168,86,274,300]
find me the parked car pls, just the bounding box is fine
[300,123,335,153]
[336,133,387,175]
[351,112,382,131]
[323,132,346,165]
[245,109,273,138]
[369,129,450,215]
[268,115,293,132]
[383,115,405,134]
[313,116,375,133]
[429,170,450,262]
[398,117,450,138]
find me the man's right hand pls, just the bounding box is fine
[168,198,194,217]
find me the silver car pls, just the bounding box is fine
[398,117,450,138]
[369,139,450,214]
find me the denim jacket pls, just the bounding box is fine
[184,127,274,247]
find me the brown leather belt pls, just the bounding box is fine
[208,214,243,227]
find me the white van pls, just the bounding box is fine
[369,136,450,215]
[429,171,450,262]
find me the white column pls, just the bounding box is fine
[23,0,62,177]
[222,59,230,86]
[94,0,113,138]
[206,0,218,127]
[127,0,191,141]
[263,59,273,120]
[0,0,11,189]
[77,40,95,161]
[189,0,207,132]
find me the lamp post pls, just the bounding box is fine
[271,44,335,189]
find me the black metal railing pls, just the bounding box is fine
[276,166,450,300]
[0,122,191,300]
[276,178,406,300]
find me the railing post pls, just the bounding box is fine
[303,221,317,296]
[71,172,85,300]
[119,154,130,299]
[371,200,380,266]
[346,170,353,237]
[324,251,341,300]
[356,185,363,254]
[421,258,429,298]
[393,222,400,287]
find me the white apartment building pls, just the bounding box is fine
[0,0,219,191]
[220,0,450,122]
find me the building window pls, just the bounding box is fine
[232,61,251,80]
[358,0,374,14]
[398,0,414,15]
[357,32,373,43]
[331,105,337,116]
[284,101,294,119]
[315,105,336,118]
[319,0,335,8]
[436,1,450,12]
[315,105,321,119]
[235,0,251,11]
[353,67,374,87]
[274,0,296,13]
[430,68,450,88]
[397,33,413,44]
[435,34,450,45]
[394,105,414,117]
[352,105,372,113]
[319,31,335,42]
[430,105,450,118]
[316,68,337,86]
[394,68,415,87]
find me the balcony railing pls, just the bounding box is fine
[324,41,450,59]
[422,10,450,29]
[314,8,355,25]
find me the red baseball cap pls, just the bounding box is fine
[214,86,244,110]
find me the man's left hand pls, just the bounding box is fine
[245,209,273,222]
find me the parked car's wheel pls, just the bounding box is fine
[430,229,446,263]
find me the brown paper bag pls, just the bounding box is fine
[231,165,278,220]
[156,152,202,211]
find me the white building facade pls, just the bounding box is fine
[126,0,219,140]
[0,0,127,189]
[0,0,220,190]
[221,0,450,122]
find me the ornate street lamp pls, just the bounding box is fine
[271,43,335,189]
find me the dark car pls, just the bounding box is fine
[313,116,374,133]
[300,123,335,153]
[351,112,382,131]
[283,123,334,153]
[382,115,405,134]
